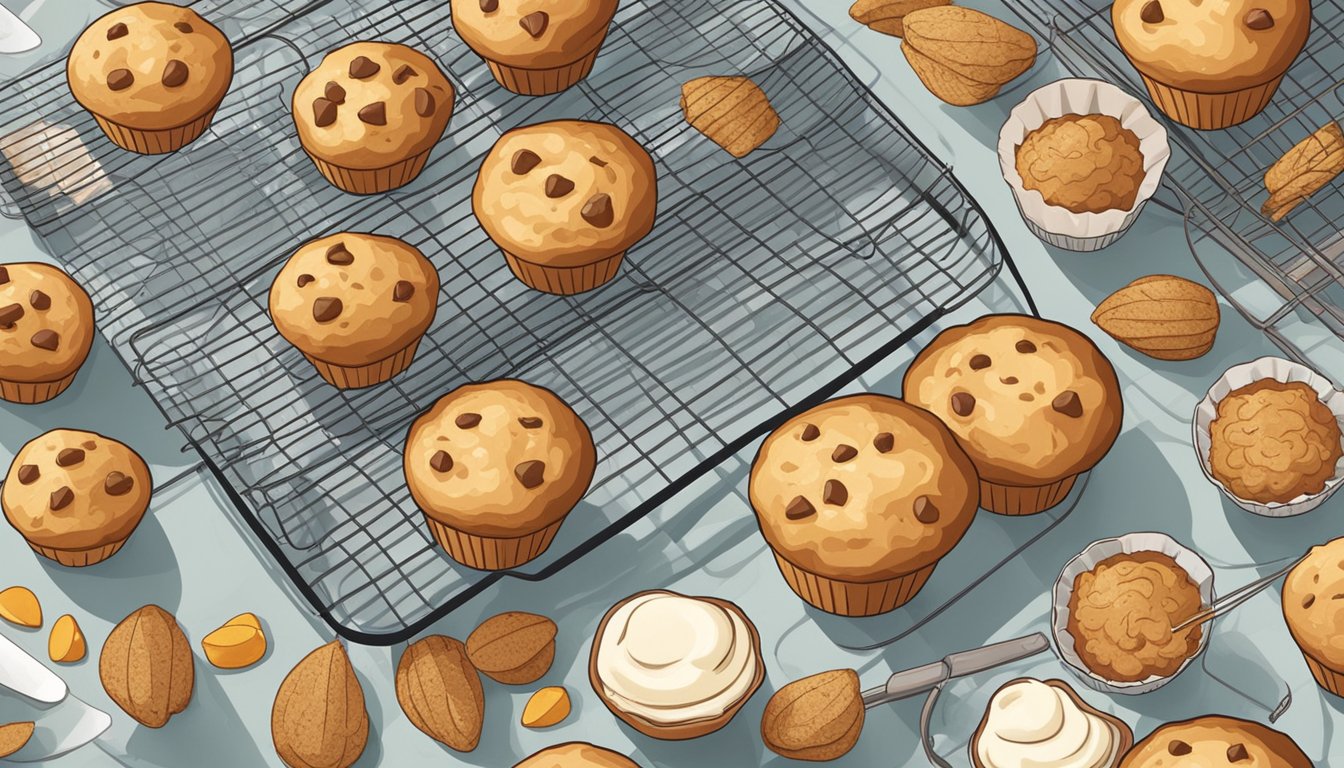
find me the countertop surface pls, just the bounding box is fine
[1,1,1342,766]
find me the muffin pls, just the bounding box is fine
[451,0,618,95]
[1111,0,1311,130]
[748,394,979,617]
[292,42,455,194]
[269,233,439,389]
[514,743,641,768]
[404,380,596,570]
[1208,379,1342,505]
[473,120,657,295]
[972,678,1132,768]
[67,2,233,154]
[0,263,95,404]
[903,314,1123,515]
[1283,537,1344,696]
[1118,716,1311,768]
[3,430,152,566]
[589,590,763,740]
[1016,114,1145,214]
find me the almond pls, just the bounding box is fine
[99,605,193,728]
[1091,275,1220,361]
[49,614,85,663]
[680,76,780,158]
[272,640,368,768]
[466,612,556,685]
[902,7,1036,87]
[850,0,951,37]
[0,587,41,628]
[522,686,571,729]
[395,635,484,753]
[902,40,1001,106]
[761,669,865,761]
[0,722,33,758]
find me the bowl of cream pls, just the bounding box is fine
[971,677,1133,768]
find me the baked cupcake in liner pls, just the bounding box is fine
[999,79,1170,252]
[1052,533,1214,695]
[0,262,95,404]
[450,0,618,96]
[1193,356,1344,517]
[1283,538,1344,698]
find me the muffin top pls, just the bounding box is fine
[1015,114,1146,214]
[749,394,979,581]
[292,42,455,171]
[473,120,657,266]
[2,430,152,552]
[514,743,641,768]
[1283,537,1344,670]
[1119,716,1311,768]
[0,263,95,385]
[903,315,1123,486]
[451,0,619,69]
[1111,0,1311,93]
[67,2,233,131]
[1208,379,1341,505]
[269,233,439,368]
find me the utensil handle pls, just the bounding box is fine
[864,633,1050,707]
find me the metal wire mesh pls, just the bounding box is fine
[0,0,1016,642]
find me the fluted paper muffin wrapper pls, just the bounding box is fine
[772,552,936,617]
[1052,532,1214,695]
[999,79,1171,252]
[1193,356,1344,517]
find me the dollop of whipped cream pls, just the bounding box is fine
[595,592,758,725]
[976,679,1120,768]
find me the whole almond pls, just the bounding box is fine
[99,605,194,728]
[466,612,557,685]
[903,6,1036,87]
[272,640,368,768]
[395,636,484,752]
[850,0,951,37]
[1091,275,1220,360]
[761,669,865,761]
[0,722,34,759]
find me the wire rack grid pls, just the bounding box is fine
[0,0,1031,643]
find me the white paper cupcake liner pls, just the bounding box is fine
[999,79,1171,252]
[1193,356,1344,517]
[1052,533,1214,695]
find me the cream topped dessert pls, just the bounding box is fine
[975,679,1123,768]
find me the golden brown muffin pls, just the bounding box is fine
[292,42,455,194]
[1067,552,1204,683]
[1208,379,1342,504]
[3,430,152,566]
[0,263,95,404]
[1015,114,1145,214]
[1283,537,1344,696]
[473,120,658,295]
[903,315,1123,515]
[1111,0,1311,129]
[404,380,596,570]
[749,394,979,616]
[67,2,232,153]
[1119,716,1311,768]
[450,0,618,95]
[514,743,641,768]
[269,233,439,389]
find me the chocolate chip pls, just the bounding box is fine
[107,22,128,40]
[969,354,991,370]
[874,432,894,453]
[480,0,498,10]
[0,303,23,327]
[429,450,453,473]
[1016,340,1037,354]
[56,448,85,467]
[393,64,417,84]
[297,274,315,288]
[582,194,615,228]
[515,460,546,489]
[107,69,134,91]
[325,81,346,104]
[312,297,343,323]
[0,266,8,285]
[1245,8,1274,29]
[393,281,415,302]
[519,11,549,37]
[1304,594,1316,608]
[50,486,74,511]
[358,102,387,126]
[519,417,543,428]
[545,174,574,198]
[30,329,58,351]
[512,149,542,175]
[455,413,481,429]
[28,290,50,311]
[823,479,848,506]
[174,21,193,33]
[785,496,815,520]
[326,244,354,265]
[1227,744,1250,762]
[17,465,38,485]
[914,496,939,523]
[349,56,380,79]
[1052,390,1084,418]
[104,471,134,496]
[1168,740,1192,756]
[1140,0,1164,23]
[832,444,857,463]
[801,424,820,441]
[951,392,975,417]
[414,88,436,118]
[1002,376,1019,385]
[590,156,608,167]
[312,98,338,127]
[162,59,189,88]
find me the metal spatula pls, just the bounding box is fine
[0,633,110,762]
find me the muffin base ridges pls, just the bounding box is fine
[305,150,432,195]
[303,340,422,390]
[1137,74,1282,131]
[502,249,625,295]
[980,475,1077,516]
[91,109,218,155]
[1301,650,1344,697]
[486,46,602,96]
[425,515,564,571]
[773,553,936,617]
[28,538,127,567]
[0,371,79,404]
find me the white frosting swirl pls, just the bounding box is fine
[595,592,758,725]
[976,680,1120,768]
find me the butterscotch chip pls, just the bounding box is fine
[680,76,781,158]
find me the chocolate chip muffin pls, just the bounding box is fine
[749,394,979,616]
[904,315,1123,516]
[473,120,657,295]
[1119,716,1311,768]
[0,263,95,404]
[67,2,233,154]
[269,233,439,389]
[3,430,152,566]
[451,0,619,95]
[514,743,642,768]
[404,380,597,570]
[1283,537,1344,697]
[292,42,455,194]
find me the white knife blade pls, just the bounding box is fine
[3,700,110,763]
[0,4,40,55]
[0,633,66,704]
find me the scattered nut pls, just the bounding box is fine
[99,605,194,728]
[900,7,1037,106]
[272,641,368,768]
[761,669,865,761]
[48,614,85,663]
[681,76,780,158]
[1262,121,1344,221]
[0,587,41,628]
[466,612,557,685]
[849,0,951,37]
[522,686,571,729]
[1091,275,1220,361]
[0,722,34,759]
[395,635,484,752]
[203,613,267,669]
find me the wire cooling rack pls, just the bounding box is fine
[0,0,1030,642]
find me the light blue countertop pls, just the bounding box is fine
[1,1,1342,766]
